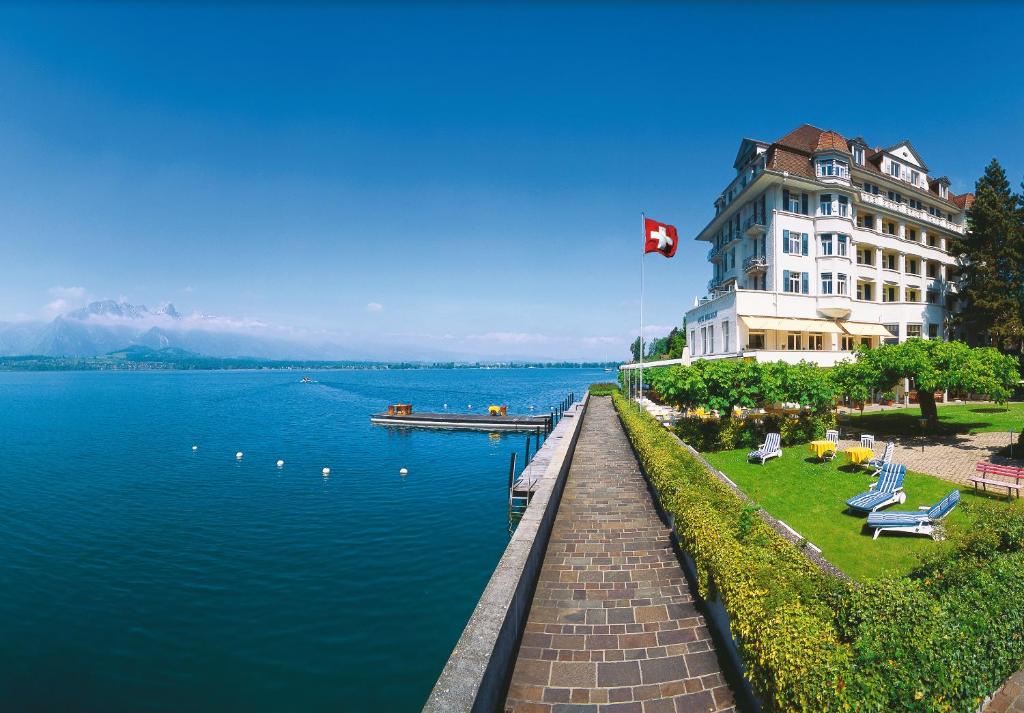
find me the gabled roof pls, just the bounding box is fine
[733,137,769,170]
[883,140,929,172]
[950,193,974,210]
[776,124,828,152]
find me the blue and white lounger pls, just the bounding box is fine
[866,441,895,477]
[748,432,782,464]
[866,490,960,540]
[845,463,907,513]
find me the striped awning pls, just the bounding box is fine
[839,322,895,337]
[740,316,843,334]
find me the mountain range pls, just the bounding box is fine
[0,300,353,359]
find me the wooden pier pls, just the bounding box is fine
[370,411,550,432]
[511,401,583,504]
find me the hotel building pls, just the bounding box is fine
[684,124,973,366]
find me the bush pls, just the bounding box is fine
[588,382,620,396]
[672,411,836,452]
[611,391,1024,711]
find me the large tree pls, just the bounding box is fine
[957,159,1024,352]
[857,340,1019,422]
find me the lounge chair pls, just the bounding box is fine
[824,429,839,461]
[860,434,875,451]
[866,441,895,476]
[845,463,907,513]
[866,490,961,540]
[748,432,782,464]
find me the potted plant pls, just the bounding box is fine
[880,391,896,406]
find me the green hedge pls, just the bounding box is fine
[610,391,1024,712]
[588,382,620,397]
[673,411,837,452]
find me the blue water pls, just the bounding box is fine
[0,368,605,712]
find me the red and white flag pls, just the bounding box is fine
[643,217,678,258]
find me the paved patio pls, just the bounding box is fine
[504,397,737,713]
[839,431,1021,485]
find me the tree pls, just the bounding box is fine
[857,340,1019,422]
[629,336,645,363]
[957,159,1024,352]
[830,355,880,414]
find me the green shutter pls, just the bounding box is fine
[802,272,809,294]
[801,193,809,215]
[783,269,790,292]
[801,233,809,255]
[782,189,790,211]
[783,229,790,253]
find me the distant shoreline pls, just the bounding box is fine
[0,354,618,372]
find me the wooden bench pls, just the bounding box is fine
[968,462,1024,499]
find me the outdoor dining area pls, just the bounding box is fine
[807,430,885,467]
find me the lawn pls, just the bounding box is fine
[701,445,1004,581]
[845,401,1024,437]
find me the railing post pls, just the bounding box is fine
[525,437,531,466]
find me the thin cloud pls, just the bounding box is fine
[44,286,89,317]
[366,302,384,312]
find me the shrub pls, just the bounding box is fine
[588,382,620,396]
[672,411,836,452]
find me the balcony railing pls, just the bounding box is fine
[707,244,723,261]
[859,191,965,235]
[743,255,767,272]
[743,215,767,237]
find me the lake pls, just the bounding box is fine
[0,368,606,712]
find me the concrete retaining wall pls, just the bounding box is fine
[422,395,589,713]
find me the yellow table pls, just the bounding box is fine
[846,446,875,465]
[808,440,836,460]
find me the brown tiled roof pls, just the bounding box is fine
[814,130,848,152]
[761,124,965,212]
[950,193,974,209]
[775,124,826,152]
[766,146,814,178]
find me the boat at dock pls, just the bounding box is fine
[370,403,550,432]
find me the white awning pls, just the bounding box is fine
[839,322,895,337]
[740,316,843,334]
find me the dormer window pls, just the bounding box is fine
[817,158,849,178]
[939,184,948,199]
[852,145,864,165]
[889,160,902,178]
[910,170,920,186]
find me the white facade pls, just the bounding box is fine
[684,129,966,365]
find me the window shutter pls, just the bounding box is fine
[783,270,790,292]
[783,229,790,253]
[801,193,809,215]
[802,272,809,294]
[782,189,790,211]
[801,233,809,256]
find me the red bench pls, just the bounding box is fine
[969,462,1024,499]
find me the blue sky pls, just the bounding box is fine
[2,2,1022,360]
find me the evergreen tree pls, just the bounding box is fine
[958,159,1024,353]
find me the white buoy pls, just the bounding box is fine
[443,403,448,409]
[322,467,330,476]
[192,445,198,451]
[399,467,408,476]
[236,451,244,460]
[277,460,285,468]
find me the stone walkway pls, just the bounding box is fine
[504,397,737,713]
[985,670,1024,712]
[839,432,1020,485]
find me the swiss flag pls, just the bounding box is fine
[644,217,678,258]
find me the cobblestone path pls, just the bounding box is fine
[504,397,737,713]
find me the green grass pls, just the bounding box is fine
[845,402,1024,437]
[701,445,1002,581]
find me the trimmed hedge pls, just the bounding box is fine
[588,382,620,397]
[610,391,1024,712]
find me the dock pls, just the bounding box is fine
[370,411,551,432]
[511,402,582,502]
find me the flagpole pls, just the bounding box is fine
[639,212,645,407]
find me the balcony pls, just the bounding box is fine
[707,244,723,261]
[744,216,767,237]
[743,255,767,273]
[859,191,965,235]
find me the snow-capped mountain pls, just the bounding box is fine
[0,300,352,359]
